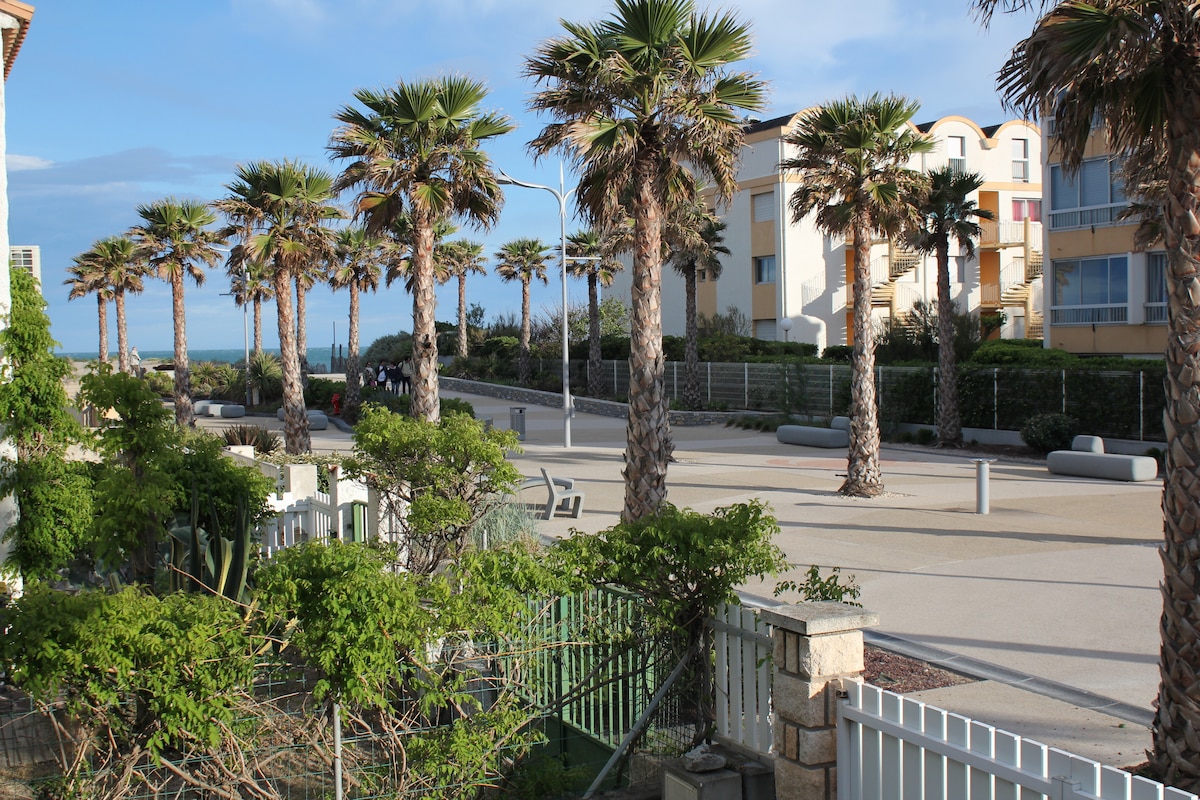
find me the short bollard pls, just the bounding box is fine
[972,458,996,514]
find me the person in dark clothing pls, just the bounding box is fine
[387,362,402,395]
[400,357,413,395]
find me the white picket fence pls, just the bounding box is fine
[711,602,773,754]
[838,680,1195,800]
[709,602,1195,800]
[259,494,337,558]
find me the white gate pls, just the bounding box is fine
[259,494,336,558]
[710,602,773,755]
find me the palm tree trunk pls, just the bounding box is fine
[457,273,469,359]
[1152,81,1200,791]
[519,279,532,384]
[587,272,603,398]
[624,158,672,521]
[96,295,109,366]
[682,266,701,410]
[253,297,263,354]
[345,282,361,420]
[275,261,310,453]
[409,213,440,422]
[935,240,961,446]
[295,279,308,372]
[841,222,883,497]
[171,273,193,427]
[115,289,129,374]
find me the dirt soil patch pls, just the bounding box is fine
[864,645,975,693]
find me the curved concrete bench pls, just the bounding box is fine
[307,411,329,431]
[219,404,245,418]
[194,400,216,416]
[777,424,848,448]
[1047,450,1159,482]
[206,403,226,417]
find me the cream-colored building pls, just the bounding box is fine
[609,112,1044,351]
[1041,129,1161,357]
[10,243,39,286]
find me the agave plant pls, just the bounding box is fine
[168,485,255,603]
[221,424,281,454]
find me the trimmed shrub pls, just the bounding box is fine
[1021,412,1080,453]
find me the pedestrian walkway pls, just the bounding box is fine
[198,388,1164,766]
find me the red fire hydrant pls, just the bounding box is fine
[331,393,341,416]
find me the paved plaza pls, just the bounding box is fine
[197,388,1166,765]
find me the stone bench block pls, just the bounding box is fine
[777,425,849,448]
[206,403,226,417]
[194,400,215,416]
[1047,450,1159,482]
[307,411,329,431]
[219,404,245,418]
[830,416,851,432]
[1072,435,1105,453]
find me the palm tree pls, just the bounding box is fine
[974,0,1200,785]
[329,226,384,420]
[241,259,274,355]
[214,160,342,454]
[79,236,145,374]
[294,260,328,373]
[566,228,624,398]
[666,205,729,410]
[131,198,226,427]
[527,0,765,521]
[64,257,112,366]
[781,94,932,497]
[907,167,992,448]
[330,76,514,422]
[494,239,551,383]
[438,239,487,359]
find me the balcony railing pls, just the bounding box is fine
[1048,203,1129,230]
[1145,302,1167,324]
[980,219,1042,248]
[1050,304,1128,325]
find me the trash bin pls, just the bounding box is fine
[509,407,526,441]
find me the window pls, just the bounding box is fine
[752,192,775,222]
[948,135,966,173]
[1012,138,1030,182]
[955,255,966,284]
[1051,255,1128,324]
[754,255,777,284]
[1012,198,1041,223]
[1147,252,1167,324]
[1049,157,1126,229]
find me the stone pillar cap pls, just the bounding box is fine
[759,601,879,635]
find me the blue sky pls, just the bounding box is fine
[9,0,1037,355]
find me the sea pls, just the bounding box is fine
[58,348,338,370]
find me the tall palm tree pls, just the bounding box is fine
[329,226,384,419]
[131,198,226,427]
[494,238,551,384]
[781,94,932,497]
[214,160,342,454]
[566,228,624,398]
[438,239,487,358]
[79,236,146,374]
[293,260,328,373]
[666,205,729,410]
[975,0,1200,785]
[64,257,112,366]
[330,76,514,422]
[527,0,765,521]
[907,167,992,448]
[241,259,274,355]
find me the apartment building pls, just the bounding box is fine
[609,112,1043,351]
[1041,129,1161,357]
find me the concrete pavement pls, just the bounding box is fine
[198,389,1165,766]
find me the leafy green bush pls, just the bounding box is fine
[362,332,414,365]
[360,388,475,419]
[142,369,173,396]
[478,336,519,360]
[304,377,344,411]
[1021,412,1080,453]
[968,340,1075,366]
[822,345,853,362]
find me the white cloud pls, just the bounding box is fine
[7,154,52,171]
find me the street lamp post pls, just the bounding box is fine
[496,164,577,448]
[780,316,793,343]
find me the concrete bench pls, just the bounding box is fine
[194,400,216,416]
[275,407,329,430]
[218,404,245,418]
[1047,435,1159,482]
[776,416,851,449]
[206,403,226,417]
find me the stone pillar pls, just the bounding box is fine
[758,602,878,800]
[282,463,318,499]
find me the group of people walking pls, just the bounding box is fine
[366,358,413,395]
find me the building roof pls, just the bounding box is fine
[0,1,33,81]
[743,112,799,135]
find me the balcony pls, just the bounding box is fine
[1145,302,1167,324]
[980,219,1042,249]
